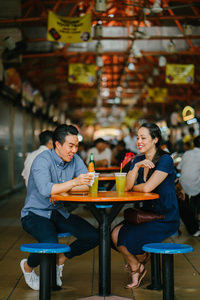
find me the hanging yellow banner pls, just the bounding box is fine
[68,64,96,84]
[77,88,97,103]
[147,88,168,103]
[47,11,92,43]
[165,64,194,84]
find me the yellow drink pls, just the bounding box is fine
[89,175,99,195]
[115,173,127,195]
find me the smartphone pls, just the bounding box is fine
[69,192,88,196]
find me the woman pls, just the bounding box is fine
[111,123,180,289]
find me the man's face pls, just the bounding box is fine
[55,135,79,162]
[96,142,107,153]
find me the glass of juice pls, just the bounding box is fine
[89,173,100,195]
[114,173,127,195]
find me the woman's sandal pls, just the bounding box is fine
[141,252,151,265]
[124,252,151,272]
[125,263,147,289]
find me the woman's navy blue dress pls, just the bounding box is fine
[117,154,180,255]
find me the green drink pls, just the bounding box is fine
[115,173,127,195]
[89,173,99,195]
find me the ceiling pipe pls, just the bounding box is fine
[0,15,200,25]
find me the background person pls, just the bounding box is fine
[183,127,197,149]
[177,135,200,224]
[111,123,180,289]
[21,130,54,186]
[20,124,99,290]
[123,127,140,155]
[86,138,112,167]
[111,140,130,166]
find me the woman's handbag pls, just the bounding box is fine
[124,207,165,225]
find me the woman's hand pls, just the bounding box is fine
[135,159,155,170]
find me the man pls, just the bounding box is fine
[21,130,54,186]
[86,138,112,167]
[177,135,200,226]
[20,124,99,290]
[183,127,197,149]
[123,128,140,155]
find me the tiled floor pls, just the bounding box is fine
[0,188,200,300]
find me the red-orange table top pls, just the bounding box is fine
[51,191,159,203]
[99,173,115,181]
[95,166,120,172]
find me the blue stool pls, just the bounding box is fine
[171,231,178,237]
[49,232,72,290]
[20,243,70,300]
[95,205,113,208]
[57,232,71,238]
[142,243,194,300]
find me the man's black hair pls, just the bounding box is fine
[194,136,200,148]
[39,130,53,146]
[53,124,79,148]
[94,138,106,145]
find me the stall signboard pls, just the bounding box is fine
[77,88,97,103]
[147,88,168,103]
[4,68,21,94]
[166,64,194,84]
[47,11,92,43]
[68,63,96,84]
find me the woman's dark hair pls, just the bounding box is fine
[139,122,170,180]
[53,124,79,148]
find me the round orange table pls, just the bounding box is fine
[99,173,115,181]
[51,191,159,298]
[95,166,120,172]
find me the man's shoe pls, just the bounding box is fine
[56,264,64,286]
[20,259,39,290]
[192,230,200,237]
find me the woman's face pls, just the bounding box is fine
[136,127,158,154]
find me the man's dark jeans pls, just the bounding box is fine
[22,210,99,268]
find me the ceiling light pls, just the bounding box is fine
[167,40,176,53]
[96,56,104,67]
[159,56,166,67]
[151,1,163,13]
[123,81,128,87]
[128,63,135,71]
[95,41,103,54]
[143,7,150,14]
[95,0,106,12]
[153,67,159,76]
[183,24,193,36]
[133,45,142,58]
[147,76,153,84]
[117,86,123,92]
[94,23,102,37]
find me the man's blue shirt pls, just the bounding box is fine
[21,149,88,219]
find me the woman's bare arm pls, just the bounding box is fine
[133,170,168,193]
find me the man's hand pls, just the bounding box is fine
[74,173,94,186]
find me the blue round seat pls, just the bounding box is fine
[20,243,70,300]
[57,232,71,238]
[143,243,193,254]
[20,243,70,253]
[142,243,193,300]
[95,205,113,208]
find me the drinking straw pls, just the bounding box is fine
[120,163,122,173]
